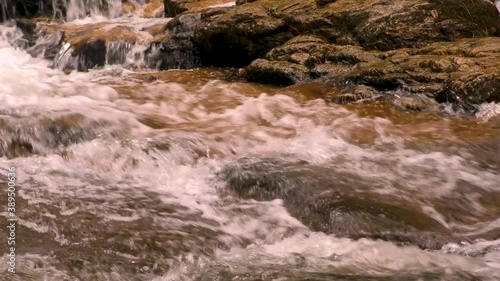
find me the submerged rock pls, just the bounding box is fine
[0,114,105,159]
[219,157,453,250]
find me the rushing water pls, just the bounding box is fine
[0,3,500,281]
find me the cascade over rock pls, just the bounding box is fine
[219,157,455,250]
[7,0,500,108]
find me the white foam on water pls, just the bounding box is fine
[0,254,74,280]
[65,0,123,22]
[113,81,499,196]
[1,14,500,281]
[207,2,236,8]
[0,26,145,129]
[476,102,500,121]
[49,15,171,70]
[158,233,500,280]
[214,234,497,274]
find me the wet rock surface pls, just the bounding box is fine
[243,36,500,106]
[191,2,294,67]
[0,0,61,20]
[321,0,499,50]
[0,113,114,159]
[161,0,500,108]
[8,0,500,106]
[164,0,195,16]
[182,0,500,62]
[0,180,227,280]
[219,157,455,250]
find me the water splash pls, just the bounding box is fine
[65,0,123,21]
[476,102,500,121]
[1,3,500,281]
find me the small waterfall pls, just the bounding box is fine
[53,40,155,71]
[1,0,124,21]
[0,0,15,21]
[106,41,134,66]
[52,0,66,19]
[0,0,7,21]
[53,41,76,70]
[106,41,151,68]
[65,0,123,21]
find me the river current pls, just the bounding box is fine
[0,2,499,280]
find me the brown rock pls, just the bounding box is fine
[245,58,310,86]
[245,37,500,106]
[321,0,500,50]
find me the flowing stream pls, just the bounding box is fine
[0,2,500,280]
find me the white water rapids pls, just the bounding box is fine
[0,2,500,281]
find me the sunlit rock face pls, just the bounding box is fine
[244,36,500,105]
[0,0,125,21]
[5,0,500,108]
[184,0,500,68]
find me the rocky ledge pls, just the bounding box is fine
[9,0,500,109]
[243,35,500,106]
[156,0,500,109]
[183,0,500,108]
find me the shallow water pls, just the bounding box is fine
[0,6,500,281]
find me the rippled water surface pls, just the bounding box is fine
[0,7,500,281]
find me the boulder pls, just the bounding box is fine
[244,58,310,86]
[51,24,142,71]
[344,38,500,105]
[219,157,453,250]
[320,0,500,50]
[244,35,334,85]
[164,0,195,17]
[0,113,102,159]
[183,0,500,67]
[242,36,379,87]
[164,0,236,17]
[265,35,334,68]
[191,2,293,67]
[31,15,201,72]
[244,37,500,106]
